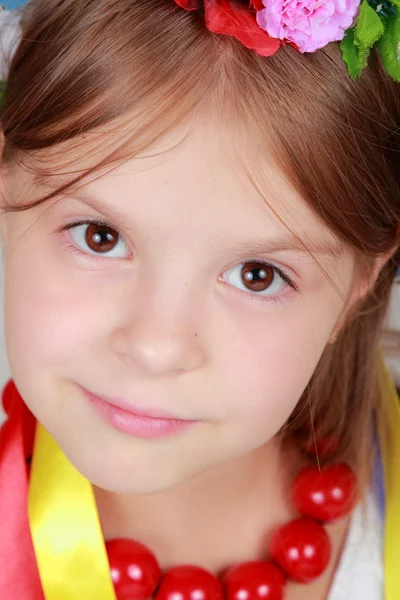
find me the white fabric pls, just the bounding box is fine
[328,489,384,599]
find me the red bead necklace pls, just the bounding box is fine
[105,462,357,600]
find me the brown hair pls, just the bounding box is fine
[1,0,399,488]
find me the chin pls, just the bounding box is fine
[66,451,189,496]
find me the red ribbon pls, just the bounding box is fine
[174,0,281,56]
[0,381,44,599]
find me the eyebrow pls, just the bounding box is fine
[62,189,344,259]
[231,238,344,259]
[60,188,140,231]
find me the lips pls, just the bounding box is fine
[80,386,197,439]
[83,389,184,420]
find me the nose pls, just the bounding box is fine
[109,292,206,377]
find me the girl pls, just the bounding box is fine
[0,1,399,599]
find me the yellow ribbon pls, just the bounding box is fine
[27,358,400,599]
[28,423,116,600]
[379,361,400,600]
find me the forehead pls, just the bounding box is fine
[8,116,343,258]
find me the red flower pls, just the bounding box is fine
[173,0,281,56]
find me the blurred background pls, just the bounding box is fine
[1,1,26,9]
[0,1,399,421]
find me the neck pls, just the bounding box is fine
[94,438,302,574]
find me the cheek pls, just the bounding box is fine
[4,237,101,380]
[215,294,343,441]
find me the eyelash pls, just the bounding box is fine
[257,266,298,301]
[59,219,130,261]
[58,219,300,304]
[222,262,299,306]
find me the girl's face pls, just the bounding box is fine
[2,121,357,494]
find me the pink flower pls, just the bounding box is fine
[256,0,361,53]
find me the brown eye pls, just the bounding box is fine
[241,261,274,292]
[68,221,130,258]
[223,260,290,298]
[85,223,119,253]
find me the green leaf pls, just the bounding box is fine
[354,0,385,71]
[340,28,361,78]
[357,0,386,45]
[341,1,385,78]
[377,11,400,81]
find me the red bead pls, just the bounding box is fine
[223,561,286,600]
[269,518,331,583]
[292,464,357,522]
[155,565,224,600]
[106,539,161,600]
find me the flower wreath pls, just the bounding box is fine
[173,0,400,81]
